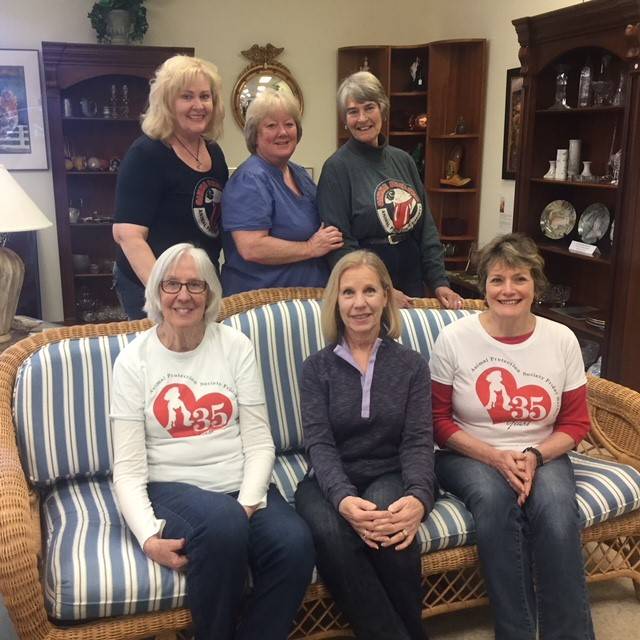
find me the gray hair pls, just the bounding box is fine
[476,233,548,297]
[321,250,400,344]
[144,243,222,324]
[336,71,389,121]
[244,89,302,154]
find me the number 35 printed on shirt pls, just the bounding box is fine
[475,367,551,424]
[153,383,233,437]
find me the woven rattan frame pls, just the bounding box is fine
[0,288,638,639]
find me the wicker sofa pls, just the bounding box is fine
[1,288,639,640]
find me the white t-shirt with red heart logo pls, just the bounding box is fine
[430,314,585,451]
[110,322,274,546]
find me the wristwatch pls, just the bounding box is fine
[522,446,544,468]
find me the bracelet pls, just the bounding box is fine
[522,446,544,468]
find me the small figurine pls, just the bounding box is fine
[359,56,371,73]
[409,56,424,90]
[440,145,471,187]
[455,116,466,134]
[109,157,121,173]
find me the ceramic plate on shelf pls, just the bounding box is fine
[540,200,576,240]
[578,203,610,244]
[610,220,615,244]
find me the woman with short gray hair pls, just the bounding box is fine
[221,89,343,295]
[318,71,461,310]
[111,242,314,640]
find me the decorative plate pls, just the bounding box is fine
[610,220,615,244]
[540,200,577,240]
[578,203,610,244]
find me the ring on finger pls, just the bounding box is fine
[402,528,408,539]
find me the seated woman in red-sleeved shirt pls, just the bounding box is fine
[429,232,594,640]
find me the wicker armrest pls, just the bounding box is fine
[587,374,640,470]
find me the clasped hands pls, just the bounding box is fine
[338,495,424,551]
[491,449,538,506]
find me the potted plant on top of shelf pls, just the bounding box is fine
[88,0,148,45]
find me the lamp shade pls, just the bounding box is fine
[0,164,52,233]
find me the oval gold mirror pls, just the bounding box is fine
[232,44,304,129]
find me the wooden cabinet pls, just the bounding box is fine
[337,40,487,270]
[512,0,640,390]
[42,42,193,323]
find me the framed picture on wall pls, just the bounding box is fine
[502,67,523,180]
[0,49,48,170]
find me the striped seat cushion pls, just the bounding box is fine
[222,301,478,452]
[42,476,186,620]
[271,450,640,556]
[14,333,139,486]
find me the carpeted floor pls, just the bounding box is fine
[333,578,639,640]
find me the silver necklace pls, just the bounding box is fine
[174,135,202,168]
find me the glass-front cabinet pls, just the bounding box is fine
[513,0,640,390]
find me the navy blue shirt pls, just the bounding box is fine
[115,135,228,284]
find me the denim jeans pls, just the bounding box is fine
[435,451,594,640]
[113,265,146,320]
[295,473,426,640]
[147,482,314,640]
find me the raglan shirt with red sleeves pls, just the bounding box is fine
[429,314,590,450]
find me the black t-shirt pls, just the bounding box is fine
[114,135,229,284]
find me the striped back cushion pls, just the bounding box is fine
[222,300,325,452]
[222,302,479,453]
[398,307,479,357]
[14,333,139,486]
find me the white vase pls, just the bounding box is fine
[568,139,581,178]
[555,149,568,181]
[543,160,556,179]
[581,160,593,180]
[107,9,131,45]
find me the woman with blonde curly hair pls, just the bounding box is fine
[113,55,229,319]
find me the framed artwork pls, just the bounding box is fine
[0,49,48,170]
[502,67,523,180]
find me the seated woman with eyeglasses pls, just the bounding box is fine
[110,242,314,640]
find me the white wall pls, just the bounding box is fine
[3,0,583,320]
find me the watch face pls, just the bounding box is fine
[540,200,576,240]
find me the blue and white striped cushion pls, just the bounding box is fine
[222,300,325,452]
[222,302,478,452]
[271,450,640,556]
[14,333,139,486]
[42,476,186,620]
[398,307,478,358]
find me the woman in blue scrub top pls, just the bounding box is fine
[221,90,343,295]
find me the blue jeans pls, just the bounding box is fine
[435,452,594,640]
[147,482,314,640]
[113,265,146,320]
[295,474,426,640]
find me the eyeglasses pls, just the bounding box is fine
[160,279,208,294]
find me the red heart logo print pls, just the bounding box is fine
[475,367,551,425]
[153,383,233,438]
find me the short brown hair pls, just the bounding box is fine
[321,250,401,343]
[476,233,548,297]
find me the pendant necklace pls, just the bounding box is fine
[174,135,202,168]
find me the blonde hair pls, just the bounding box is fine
[336,71,389,122]
[144,243,222,325]
[321,250,401,343]
[476,233,548,297]
[244,89,302,154]
[141,55,224,142]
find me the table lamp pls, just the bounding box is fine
[0,164,52,343]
